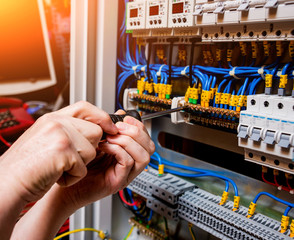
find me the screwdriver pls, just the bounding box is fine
[108,106,185,123]
[101,107,185,140]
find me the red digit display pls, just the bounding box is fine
[172,2,184,14]
[149,5,159,16]
[130,8,138,18]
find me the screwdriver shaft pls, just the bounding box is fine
[141,106,185,120]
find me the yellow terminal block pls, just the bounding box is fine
[137,78,146,95]
[216,49,222,62]
[158,164,164,176]
[263,41,270,57]
[265,74,273,88]
[145,82,153,94]
[247,202,257,218]
[210,88,216,98]
[251,42,257,59]
[201,90,210,107]
[185,86,191,102]
[289,41,294,58]
[273,169,279,176]
[232,196,240,211]
[215,92,222,105]
[280,215,290,233]
[290,219,294,238]
[276,41,282,57]
[230,95,238,107]
[154,83,159,95]
[165,84,172,99]
[227,49,233,62]
[279,75,288,89]
[190,88,199,104]
[219,191,229,206]
[220,93,231,105]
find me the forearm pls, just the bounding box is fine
[0,181,27,240]
[10,184,76,240]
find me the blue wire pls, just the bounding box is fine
[253,191,294,208]
[284,206,292,216]
[148,162,230,192]
[150,154,238,195]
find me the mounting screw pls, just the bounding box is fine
[278,103,283,109]
[264,101,269,107]
[251,99,256,105]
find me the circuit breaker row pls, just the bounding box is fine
[127,169,292,239]
[237,94,294,174]
[127,0,294,41]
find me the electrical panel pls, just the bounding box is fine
[117,0,294,239]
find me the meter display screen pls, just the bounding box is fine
[130,8,138,18]
[149,5,159,16]
[172,2,184,14]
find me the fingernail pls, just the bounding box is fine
[116,122,127,130]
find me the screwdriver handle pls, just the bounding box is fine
[109,110,142,123]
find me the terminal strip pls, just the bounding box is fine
[127,168,158,199]
[146,197,179,221]
[146,172,195,205]
[178,188,292,240]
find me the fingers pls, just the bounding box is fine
[56,147,87,187]
[99,142,134,191]
[115,120,155,154]
[63,121,98,165]
[70,118,103,149]
[57,101,118,135]
[106,134,151,182]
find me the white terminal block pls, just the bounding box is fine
[168,0,196,28]
[123,88,138,111]
[238,94,294,173]
[171,97,189,124]
[146,0,169,29]
[126,0,146,30]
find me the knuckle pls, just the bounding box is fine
[55,134,72,152]
[88,147,97,160]
[149,141,156,154]
[75,100,91,109]
[130,126,140,138]
[142,151,150,164]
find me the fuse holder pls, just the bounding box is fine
[280,215,290,233]
[247,202,257,218]
[289,41,294,58]
[232,196,240,211]
[251,42,257,59]
[216,49,221,62]
[263,41,270,57]
[227,49,233,62]
[276,41,282,57]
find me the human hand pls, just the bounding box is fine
[48,110,155,211]
[0,101,118,204]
